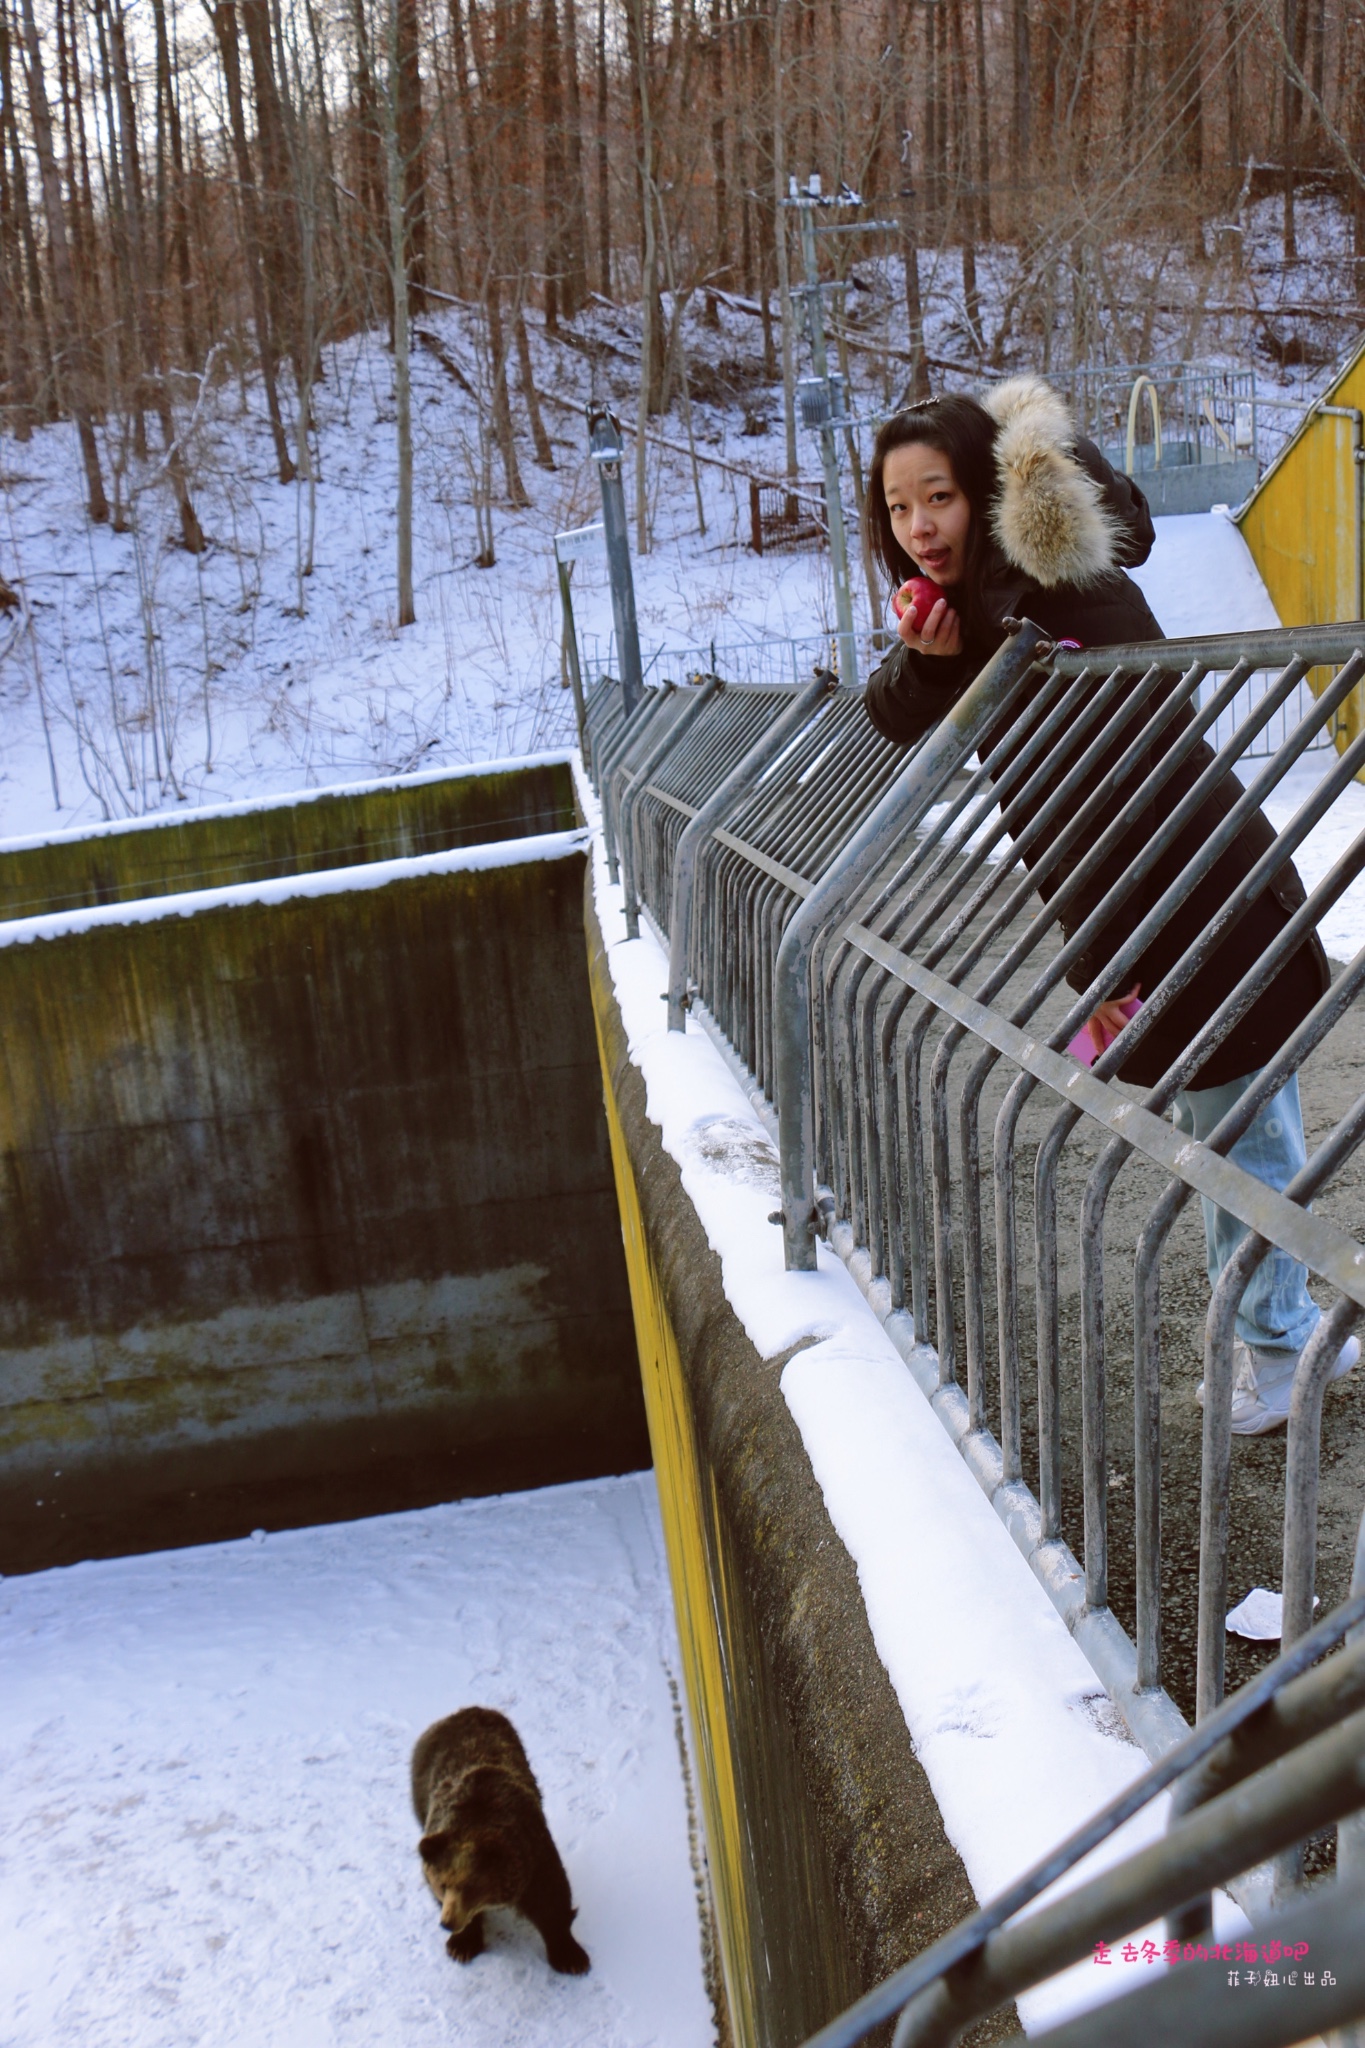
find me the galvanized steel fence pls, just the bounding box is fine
[803,1511,1365,2048]
[588,620,1365,1765]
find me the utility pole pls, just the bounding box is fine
[787,174,859,688]
[588,403,645,717]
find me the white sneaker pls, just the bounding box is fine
[1196,1334,1360,1436]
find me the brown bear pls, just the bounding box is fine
[411,1706,590,1974]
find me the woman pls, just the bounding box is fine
[861,377,1350,1435]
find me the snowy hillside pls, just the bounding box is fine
[0,194,1355,844]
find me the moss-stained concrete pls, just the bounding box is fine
[586,880,1016,2048]
[0,826,648,1568]
[0,758,575,919]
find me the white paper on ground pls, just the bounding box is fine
[1226,1587,1319,1640]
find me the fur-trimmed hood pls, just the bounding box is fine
[981,375,1121,590]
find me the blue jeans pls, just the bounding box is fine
[1172,1068,1319,1354]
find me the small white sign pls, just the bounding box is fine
[554,522,605,563]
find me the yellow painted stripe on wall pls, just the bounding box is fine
[594,1015,758,2048]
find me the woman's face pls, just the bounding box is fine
[882,441,972,588]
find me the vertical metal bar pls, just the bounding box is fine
[1034,1102,1081,1543]
[600,686,675,880]
[556,556,589,755]
[1277,1296,1362,1895]
[619,678,722,938]
[775,625,1050,1269]
[588,402,645,717]
[667,674,834,1029]
[1198,1234,1270,1720]
[1341,1508,1365,1909]
[795,198,858,688]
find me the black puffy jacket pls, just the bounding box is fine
[862,376,1328,1090]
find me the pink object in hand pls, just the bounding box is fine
[1067,995,1143,1067]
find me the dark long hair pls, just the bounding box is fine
[864,394,998,639]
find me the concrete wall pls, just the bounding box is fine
[587,886,1015,2048]
[0,757,576,919]
[0,777,647,1571]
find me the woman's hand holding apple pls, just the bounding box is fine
[894,576,963,658]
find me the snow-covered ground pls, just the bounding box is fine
[0,1473,715,2048]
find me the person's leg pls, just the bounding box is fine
[1171,1068,1318,1354]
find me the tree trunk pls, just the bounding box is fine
[948,0,980,345]
[885,0,928,398]
[513,306,555,466]
[485,283,528,505]
[1222,0,1243,172]
[0,9,36,437]
[17,0,109,520]
[1282,0,1307,260]
[972,0,990,239]
[109,0,204,550]
[384,0,415,625]
[395,0,428,311]
[771,0,797,478]
[561,0,588,314]
[542,0,565,330]
[151,0,198,365]
[210,0,296,481]
[240,0,303,363]
[596,0,611,293]
[350,0,392,329]
[1011,0,1031,203]
[709,0,728,290]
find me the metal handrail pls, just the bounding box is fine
[588,617,1365,1774]
[798,1517,1365,2048]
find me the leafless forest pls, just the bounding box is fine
[1,0,1364,619]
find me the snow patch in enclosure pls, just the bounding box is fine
[1129,510,1282,639]
[0,1472,715,2048]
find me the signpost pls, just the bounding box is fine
[553,521,604,752]
[587,403,645,718]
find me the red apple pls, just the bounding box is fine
[894,575,944,634]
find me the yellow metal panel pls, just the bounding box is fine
[1237,335,1365,753]
[594,1014,757,2048]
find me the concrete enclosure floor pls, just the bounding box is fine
[0,1471,717,2048]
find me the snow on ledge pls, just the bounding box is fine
[0,827,588,949]
[0,747,577,856]
[577,759,1247,2034]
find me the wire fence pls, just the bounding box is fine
[588,621,1365,1755]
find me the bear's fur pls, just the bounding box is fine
[410,1707,590,1974]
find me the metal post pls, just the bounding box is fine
[794,181,859,689]
[555,557,588,754]
[588,402,645,717]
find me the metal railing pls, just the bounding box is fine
[578,626,891,696]
[800,1510,1365,2048]
[589,621,1365,1785]
[1062,359,1259,472]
